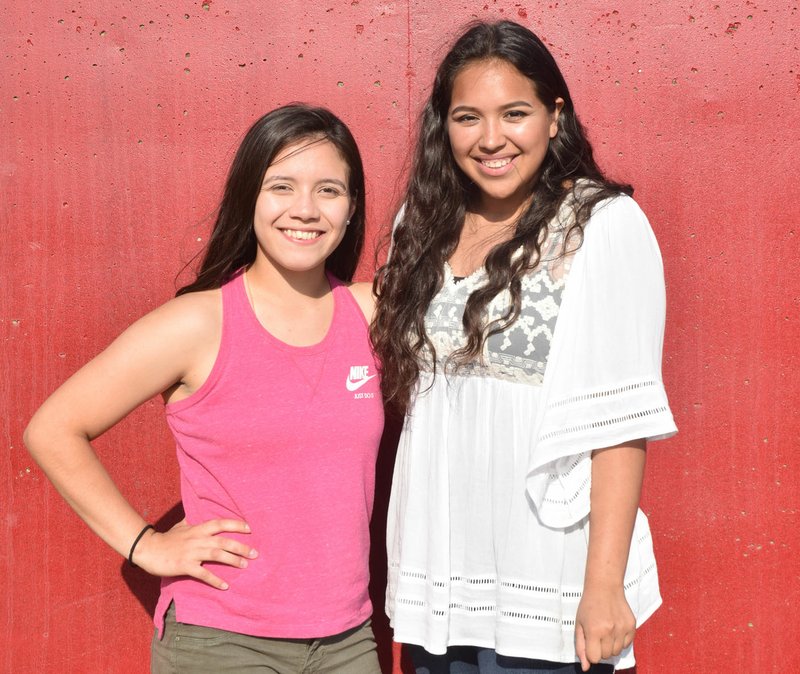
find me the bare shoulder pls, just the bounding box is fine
[154,289,222,339]
[346,281,376,324]
[110,288,223,366]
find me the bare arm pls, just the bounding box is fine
[347,281,377,324]
[575,439,646,671]
[24,293,256,588]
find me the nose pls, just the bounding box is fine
[287,189,320,222]
[479,118,506,153]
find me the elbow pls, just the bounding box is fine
[23,409,63,466]
[23,413,46,463]
[24,408,94,470]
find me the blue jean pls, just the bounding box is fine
[408,645,615,674]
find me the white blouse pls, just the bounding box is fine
[386,195,677,668]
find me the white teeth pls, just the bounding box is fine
[282,229,321,240]
[481,158,512,168]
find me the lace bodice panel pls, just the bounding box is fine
[424,221,576,386]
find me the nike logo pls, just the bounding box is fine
[346,365,377,392]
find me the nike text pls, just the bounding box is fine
[346,365,377,393]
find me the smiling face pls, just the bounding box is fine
[447,58,563,218]
[252,137,355,278]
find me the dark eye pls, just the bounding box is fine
[319,186,344,197]
[505,110,528,120]
[454,113,479,124]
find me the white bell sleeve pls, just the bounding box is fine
[526,195,677,528]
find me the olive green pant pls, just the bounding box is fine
[151,603,381,673]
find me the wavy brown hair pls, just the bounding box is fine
[177,104,366,296]
[371,20,632,411]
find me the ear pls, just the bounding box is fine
[550,97,565,138]
[348,199,357,222]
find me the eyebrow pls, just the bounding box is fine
[450,101,535,115]
[263,175,348,190]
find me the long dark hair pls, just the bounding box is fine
[371,20,631,411]
[177,104,366,295]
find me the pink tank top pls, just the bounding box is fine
[154,271,384,639]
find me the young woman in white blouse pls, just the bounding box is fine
[372,20,677,674]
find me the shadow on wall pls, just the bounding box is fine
[370,410,404,673]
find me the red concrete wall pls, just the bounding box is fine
[2,1,797,672]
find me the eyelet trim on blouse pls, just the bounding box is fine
[548,380,662,409]
[389,525,658,630]
[540,405,670,442]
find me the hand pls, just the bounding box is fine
[575,583,636,671]
[131,518,257,590]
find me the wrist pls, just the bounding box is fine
[128,524,155,568]
[582,571,626,594]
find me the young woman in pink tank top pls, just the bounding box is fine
[25,105,384,673]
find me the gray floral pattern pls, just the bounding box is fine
[424,218,577,385]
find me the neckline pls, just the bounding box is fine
[238,271,337,354]
[444,260,485,285]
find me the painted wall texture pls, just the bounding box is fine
[2,1,798,672]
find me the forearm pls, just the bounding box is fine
[25,416,256,590]
[574,440,646,668]
[24,421,147,559]
[584,439,646,590]
[21,295,256,585]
